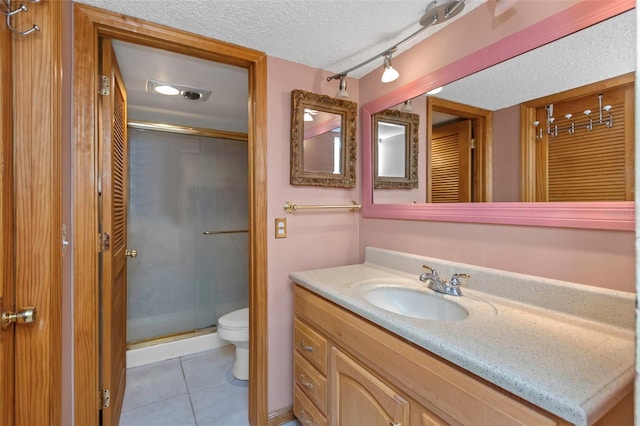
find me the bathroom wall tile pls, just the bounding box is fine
[122,357,188,412]
[181,346,236,392]
[189,380,249,426]
[119,394,195,426]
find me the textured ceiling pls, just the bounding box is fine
[76,1,635,132]
[75,0,485,78]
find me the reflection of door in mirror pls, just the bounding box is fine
[431,120,472,203]
[521,73,634,202]
[303,110,342,174]
[427,97,492,203]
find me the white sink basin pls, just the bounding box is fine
[363,285,468,321]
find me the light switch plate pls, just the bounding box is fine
[275,218,287,238]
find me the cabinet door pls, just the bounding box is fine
[411,402,449,426]
[330,348,409,426]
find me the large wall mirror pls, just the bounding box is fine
[291,89,357,187]
[361,2,635,230]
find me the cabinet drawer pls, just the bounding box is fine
[294,318,327,374]
[294,352,327,414]
[294,390,327,426]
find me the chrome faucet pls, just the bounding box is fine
[419,265,469,297]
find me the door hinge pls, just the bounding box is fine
[100,232,110,253]
[98,75,110,96]
[470,138,476,149]
[100,389,111,409]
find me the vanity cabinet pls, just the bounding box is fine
[293,285,568,426]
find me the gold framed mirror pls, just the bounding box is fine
[373,108,419,189]
[290,89,357,187]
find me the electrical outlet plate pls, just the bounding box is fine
[275,218,287,238]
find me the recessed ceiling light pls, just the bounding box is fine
[146,79,212,102]
[427,86,443,95]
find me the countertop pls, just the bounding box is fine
[289,247,635,426]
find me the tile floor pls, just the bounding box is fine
[119,345,300,426]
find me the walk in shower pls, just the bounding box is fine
[126,125,248,346]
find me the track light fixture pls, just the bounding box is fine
[326,0,465,87]
[381,51,400,83]
[336,75,350,98]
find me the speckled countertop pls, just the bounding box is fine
[289,247,635,426]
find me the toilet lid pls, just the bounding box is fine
[218,307,249,329]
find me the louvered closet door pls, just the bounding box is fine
[536,84,634,201]
[99,37,129,426]
[430,120,472,203]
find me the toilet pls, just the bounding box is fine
[217,307,249,380]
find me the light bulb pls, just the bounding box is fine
[336,76,349,98]
[381,54,399,83]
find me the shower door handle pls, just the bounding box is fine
[125,249,137,258]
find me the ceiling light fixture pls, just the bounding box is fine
[304,109,314,121]
[335,75,350,98]
[427,86,443,95]
[326,0,465,86]
[146,79,212,102]
[381,51,400,83]
[400,99,413,112]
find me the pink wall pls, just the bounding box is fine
[266,57,360,412]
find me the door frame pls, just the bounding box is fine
[72,4,268,425]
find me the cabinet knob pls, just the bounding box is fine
[299,340,314,352]
[299,374,314,389]
[299,409,314,425]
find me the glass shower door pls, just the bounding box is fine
[126,127,248,344]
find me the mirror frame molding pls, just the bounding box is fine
[361,0,635,231]
[290,89,357,187]
[373,108,420,189]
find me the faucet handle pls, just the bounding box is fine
[422,265,437,275]
[449,273,470,286]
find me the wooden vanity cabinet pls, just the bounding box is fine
[293,285,571,426]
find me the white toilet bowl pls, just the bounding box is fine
[217,307,249,380]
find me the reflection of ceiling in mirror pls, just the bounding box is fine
[434,11,635,111]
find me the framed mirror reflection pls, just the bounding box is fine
[290,89,357,187]
[373,108,419,189]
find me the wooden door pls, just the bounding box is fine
[0,18,14,426]
[430,120,472,202]
[98,37,129,426]
[330,347,409,426]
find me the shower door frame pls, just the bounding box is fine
[72,4,268,425]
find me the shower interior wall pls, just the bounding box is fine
[126,126,249,343]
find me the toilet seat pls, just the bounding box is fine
[218,307,249,330]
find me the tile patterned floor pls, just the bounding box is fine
[119,345,300,426]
